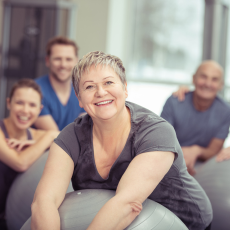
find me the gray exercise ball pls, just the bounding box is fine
[6,151,73,230]
[21,189,188,230]
[194,157,230,230]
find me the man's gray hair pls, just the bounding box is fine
[72,51,126,97]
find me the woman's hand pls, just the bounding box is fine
[0,129,59,172]
[5,138,36,151]
[173,85,190,101]
[216,147,230,162]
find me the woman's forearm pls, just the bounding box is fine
[87,195,141,230]
[32,195,139,230]
[16,131,58,171]
[31,200,60,230]
[30,143,73,230]
[88,151,174,230]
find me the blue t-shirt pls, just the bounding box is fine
[161,92,230,147]
[35,75,85,130]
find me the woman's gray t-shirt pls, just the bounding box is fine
[54,101,212,230]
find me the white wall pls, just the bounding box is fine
[106,0,133,67]
[74,0,109,58]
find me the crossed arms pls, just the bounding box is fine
[0,129,59,172]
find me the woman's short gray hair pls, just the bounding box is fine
[72,51,126,97]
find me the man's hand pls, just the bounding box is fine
[172,86,190,101]
[216,147,230,162]
[182,145,201,175]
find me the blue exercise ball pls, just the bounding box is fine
[21,189,188,230]
[195,157,230,230]
[6,151,73,230]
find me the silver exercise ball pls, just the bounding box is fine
[194,157,230,230]
[6,151,73,230]
[21,189,188,230]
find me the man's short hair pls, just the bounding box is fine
[72,51,126,97]
[46,36,79,57]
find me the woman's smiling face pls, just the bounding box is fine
[7,87,42,130]
[78,65,128,121]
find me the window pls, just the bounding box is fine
[224,8,230,101]
[128,0,204,84]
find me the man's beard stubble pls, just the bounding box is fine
[50,70,71,83]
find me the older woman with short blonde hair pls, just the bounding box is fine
[31,51,212,230]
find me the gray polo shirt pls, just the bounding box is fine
[161,92,230,147]
[54,101,212,230]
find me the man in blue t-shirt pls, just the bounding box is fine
[34,37,85,131]
[161,60,230,175]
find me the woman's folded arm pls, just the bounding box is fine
[0,129,59,172]
[87,150,175,230]
[31,143,74,230]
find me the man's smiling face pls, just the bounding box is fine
[193,61,223,101]
[46,44,78,83]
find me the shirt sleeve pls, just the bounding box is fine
[35,78,51,116]
[54,123,80,164]
[39,97,51,116]
[214,113,230,139]
[160,97,175,126]
[134,117,181,160]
